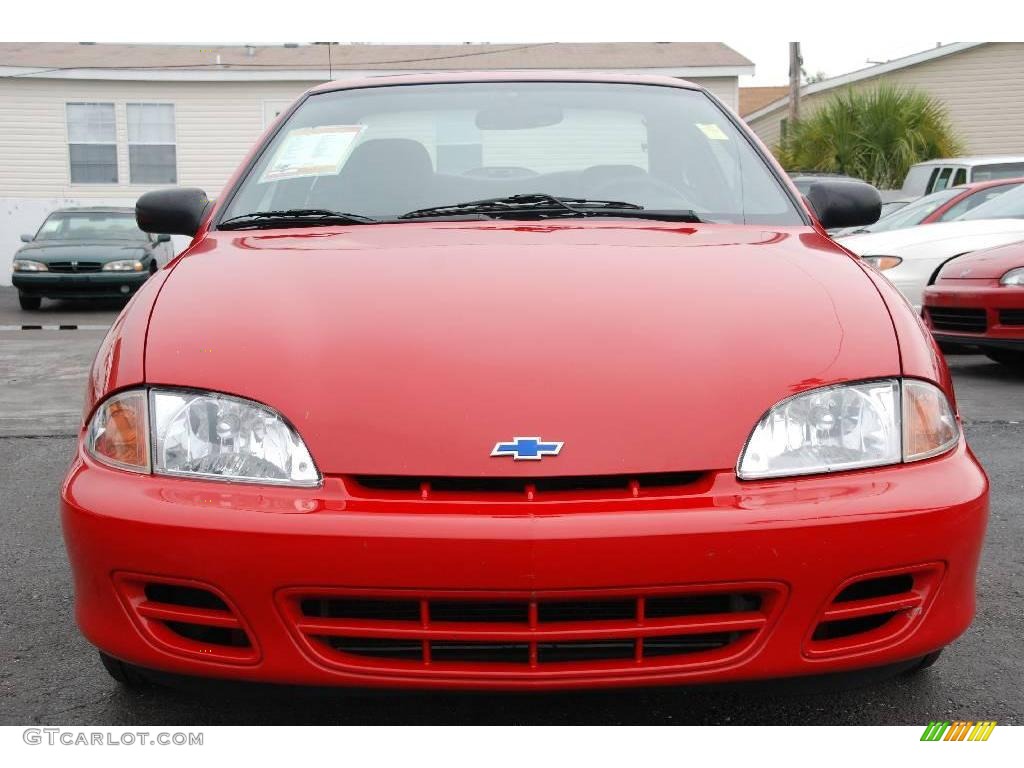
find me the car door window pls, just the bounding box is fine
[952,168,967,187]
[931,167,953,192]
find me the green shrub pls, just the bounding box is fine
[775,85,963,189]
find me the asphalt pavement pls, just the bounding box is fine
[0,285,1021,725]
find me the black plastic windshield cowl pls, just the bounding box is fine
[218,209,380,230]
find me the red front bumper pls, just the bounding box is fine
[61,442,988,691]
[924,279,1024,349]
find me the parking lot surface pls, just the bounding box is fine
[1,285,1021,725]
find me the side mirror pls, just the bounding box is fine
[20,234,33,243]
[155,234,172,243]
[136,188,210,237]
[805,180,881,230]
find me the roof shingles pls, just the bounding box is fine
[0,42,752,73]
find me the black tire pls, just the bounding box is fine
[902,649,943,676]
[18,293,41,311]
[98,651,150,688]
[984,349,1024,369]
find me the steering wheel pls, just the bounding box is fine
[590,174,697,210]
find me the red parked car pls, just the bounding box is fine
[924,240,1024,368]
[62,72,987,692]
[836,176,1024,236]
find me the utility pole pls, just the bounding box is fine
[788,42,802,126]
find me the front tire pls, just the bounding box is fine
[902,649,943,677]
[18,293,41,310]
[98,652,150,688]
[984,349,1024,369]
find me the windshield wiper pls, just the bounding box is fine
[399,193,701,222]
[218,209,379,230]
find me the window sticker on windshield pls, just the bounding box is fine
[259,125,364,183]
[696,123,729,141]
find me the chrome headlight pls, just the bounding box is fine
[151,390,320,485]
[738,379,958,480]
[85,388,320,486]
[12,259,48,272]
[102,259,144,272]
[1000,267,1024,286]
[861,255,902,271]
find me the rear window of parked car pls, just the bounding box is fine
[972,162,1024,182]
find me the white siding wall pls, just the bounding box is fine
[689,77,738,112]
[746,43,1024,158]
[0,78,317,284]
[0,78,318,198]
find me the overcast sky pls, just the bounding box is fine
[729,39,943,86]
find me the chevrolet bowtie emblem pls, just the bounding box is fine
[490,437,564,461]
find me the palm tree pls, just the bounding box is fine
[775,85,963,189]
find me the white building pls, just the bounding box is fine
[743,42,1024,159]
[0,42,753,284]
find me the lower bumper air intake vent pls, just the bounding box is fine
[804,564,943,658]
[278,582,786,680]
[114,573,258,664]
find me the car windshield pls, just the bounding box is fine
[35,212,145,241]
[221,82,804,226]
[957,183,1024,221]
[859,187,963,233]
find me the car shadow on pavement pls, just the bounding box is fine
[50,661,938,726]
[21,298,128,314]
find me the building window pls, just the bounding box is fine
[127,103,177,184]
[66,103,118,183]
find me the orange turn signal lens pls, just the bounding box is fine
[902,380,959,462]
[864,256,903,271]
[86,390,150,472]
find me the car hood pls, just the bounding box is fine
[936,239,1024,279]
[145,221,900,476]
[17,241,148,261]
[841,218,1024,258]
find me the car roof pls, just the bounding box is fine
[955,176,1024,191]
[50,206,135,214]
[309,70,702,95]
[909,156,1024,168]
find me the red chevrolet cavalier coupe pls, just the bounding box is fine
[924,240,1024,368]
[61,73,987,691]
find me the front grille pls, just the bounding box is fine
[46,261,103,273]
[927,307,987,333]
[348,471,706,501]
[114,573,258,664]
[805,564,942,658]
[279,583,785,677]
[998,309,1024,326]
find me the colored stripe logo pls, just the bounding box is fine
[921,721,997,741]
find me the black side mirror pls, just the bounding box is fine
[155,234,172,243]
[136,188,210,238]
[20,234,33,243]
[805,180,881,230]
